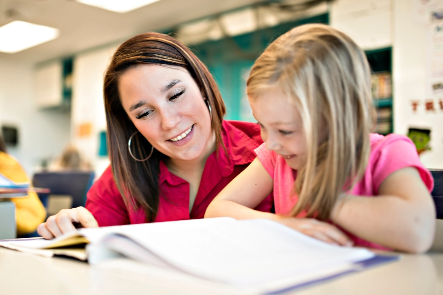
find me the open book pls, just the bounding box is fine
[0,218,398,293]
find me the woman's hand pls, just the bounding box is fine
[37,207,99,239]
[275,217,353,247]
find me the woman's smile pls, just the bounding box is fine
[167,124,195,146]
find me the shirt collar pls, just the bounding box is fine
[216,120,260,177]
[159,120,261,183]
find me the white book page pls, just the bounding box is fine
[94,218,373,287]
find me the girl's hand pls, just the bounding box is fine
[37,207,99,239]
[275,217,353,247]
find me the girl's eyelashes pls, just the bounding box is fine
[279,130,293,135]
[257,122,293,135]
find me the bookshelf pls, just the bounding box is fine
[365,47,393,135]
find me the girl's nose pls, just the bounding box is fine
[265,133,281,151]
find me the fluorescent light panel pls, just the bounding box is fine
[0,21,59,54]
[76,0,161,13]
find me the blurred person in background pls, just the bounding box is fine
[0,134,46,236]
[49,144,92,171]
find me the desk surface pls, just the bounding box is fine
[0,246,442,295]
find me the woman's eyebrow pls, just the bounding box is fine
[129,79,182,112]
[129,100,147,112]
[162,79,181,93]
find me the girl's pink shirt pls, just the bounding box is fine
[255,133,434,250]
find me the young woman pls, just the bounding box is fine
[205,24,435,253]
[37,33,272,239]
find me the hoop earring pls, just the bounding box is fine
[205,99,212,115]
[128,131,154,162]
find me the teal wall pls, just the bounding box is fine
[190,13,329,121]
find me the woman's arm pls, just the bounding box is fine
[331,167,436,253]
[206,158,353,246]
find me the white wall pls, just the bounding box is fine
[330,0,392,50]
[331,0,443,169]
[71,45,117,178]
[392,0,443,168]
[0,58,71,174]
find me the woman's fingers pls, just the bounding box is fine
[72,207,99,228]
[36,207,98,240]
[55,209,77,234]
[36,223,55,240]
[44,215,64,238]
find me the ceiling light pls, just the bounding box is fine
[76,0,161,13]
[0,21,59,54]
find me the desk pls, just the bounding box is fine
[0,200,16,239]
[0,246,441,295]
[0,194,27,239]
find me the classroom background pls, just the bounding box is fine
[0,0,441,178]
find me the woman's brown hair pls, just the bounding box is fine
[247,24,374,220]
[104,32,226,222]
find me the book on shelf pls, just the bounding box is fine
[0,217,398,293]
[374,106,392,134]
[371,72,392,100]
[0,172,29,189]
[0,172,50,196]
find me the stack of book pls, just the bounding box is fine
[374,107,392,135]
[371,72,392,100]
[0,173,49,197]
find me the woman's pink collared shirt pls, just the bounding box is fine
[86,120,273,226]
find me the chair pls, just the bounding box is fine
[430,169,443,219]
[32,171,95,212]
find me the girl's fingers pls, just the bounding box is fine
[283,217,353,247]
[309,231,339,245]
[318,224,353,247]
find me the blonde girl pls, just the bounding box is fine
[205,24,435,253]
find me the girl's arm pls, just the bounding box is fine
[331,167,436,253]
[205,158,275,219]
[205,158,353,246]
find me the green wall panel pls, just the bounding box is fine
[191,13,329,121]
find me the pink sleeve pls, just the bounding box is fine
[254,143,277,179]
[371,135,434,194]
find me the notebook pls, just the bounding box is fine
[0,217,398,293]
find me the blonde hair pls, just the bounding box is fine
[247,24,375,220]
